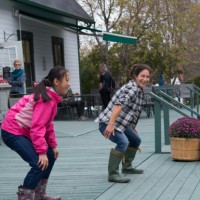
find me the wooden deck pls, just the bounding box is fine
[0,110,199,200]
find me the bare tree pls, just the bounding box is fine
[78,0,200,86]
[77,0,126,65]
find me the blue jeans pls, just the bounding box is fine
[99,123,141,153]
[1,129,56,189]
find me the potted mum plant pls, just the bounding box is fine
[168,117,200,161]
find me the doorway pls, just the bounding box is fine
[17,30,35,93]
[51,36,65,67]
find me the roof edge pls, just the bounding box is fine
[11,0,95,24]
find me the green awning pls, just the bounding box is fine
[12,1,137,44]
[103,32,137,45]
[12,0,94,24]
[17,10,101,33]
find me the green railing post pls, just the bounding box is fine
[149,91,199,154]
[163,102,170,145]
[154,99,162,153]
[194,85,200,113]
[186,85,200,115]
[190,90,194,113]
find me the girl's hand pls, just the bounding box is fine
[52,147,59,159]
[38,154,48,170]
[104,124,115,139]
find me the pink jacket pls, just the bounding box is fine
[1,88,61,154]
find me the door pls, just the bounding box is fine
[17,30,35,93]
[51,37,65,67]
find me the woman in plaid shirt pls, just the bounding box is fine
[96,64,151,183]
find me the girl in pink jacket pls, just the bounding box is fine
[1,66,70,200]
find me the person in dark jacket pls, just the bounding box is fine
[99,63,115,109]
[8,59,26,95]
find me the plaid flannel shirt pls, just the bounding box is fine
[96,80,144,132]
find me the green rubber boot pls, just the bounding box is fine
[122,147,144,174]
[108,148,130,183]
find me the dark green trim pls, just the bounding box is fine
[103,32,137,45]
[11,0,94,24]
[18,11,101,33]
[154,99,162,153]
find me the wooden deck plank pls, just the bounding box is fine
[190,179,200,200]
[0,127,153,200]
[1,109,199,200]
[96,154,169,200]
[173,174,200,200]
[157,161,198,200]
[141,159,186,200]
[113,155,172,200]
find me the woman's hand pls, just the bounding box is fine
[103,105,122,139]
[52,147,59,159]
[38,154,48,170]
[104,124,115,139]
[134,128,138,134]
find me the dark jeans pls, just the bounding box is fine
[100,89,111,109]
[1,129,56,189]
[99,123,141,153]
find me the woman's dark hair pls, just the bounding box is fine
[34,66,68,102]
[129,64,151,79]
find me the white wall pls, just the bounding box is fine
[0,0,81,93]
[0,1,19,43]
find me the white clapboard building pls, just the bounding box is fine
[0,0,94,93]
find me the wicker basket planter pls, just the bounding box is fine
[170,137,200,161]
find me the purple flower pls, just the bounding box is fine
[168,117,200,138]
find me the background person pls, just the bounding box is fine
[171,70,184,104]
[60,88,86,120]
[96,64,151,183]
[99,63,115,109]
[8,59,26,95]
[1,66,70,199]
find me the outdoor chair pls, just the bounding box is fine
[179,84,195,106]
[55,103,76,120]
[90,88,103,117]
[142,85,154,118]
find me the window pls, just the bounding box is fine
[51,37,65,67]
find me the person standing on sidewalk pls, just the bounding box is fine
[1,66,70,199]
[96,64,151,183]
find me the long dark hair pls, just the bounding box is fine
[129,64,151,79]
[34,66,68,102]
